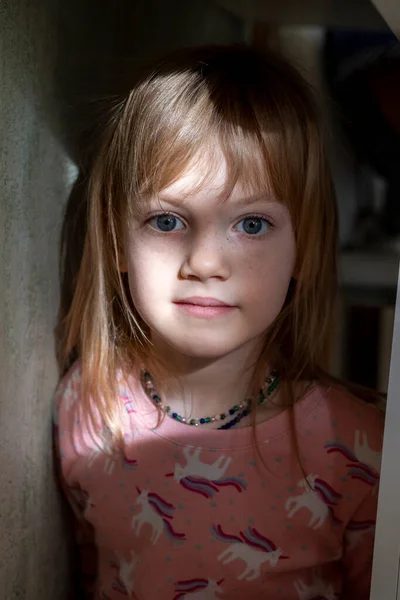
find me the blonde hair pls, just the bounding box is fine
[57,43,343,449]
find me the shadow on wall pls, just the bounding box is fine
[53,0,244,371]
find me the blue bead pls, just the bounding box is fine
[172,413,178,419]
[229,408,235,415]
[200,418,206,424]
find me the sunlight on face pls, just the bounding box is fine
[123,154,296,364]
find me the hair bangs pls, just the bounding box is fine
[105,45,314,216]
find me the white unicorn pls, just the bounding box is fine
[131,489,185,545]
[87,446,116,475]
[219,544,283,581]
[132,490,164,544]
[354,430,381,472]
[115,550,139,595]
[286,474,330,529]
[213,525,286,581]
[63,370,80,411]
[294,571,336,600]
[174,446,232,482]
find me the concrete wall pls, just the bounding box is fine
[0,1,72,598]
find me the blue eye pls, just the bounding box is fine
[235,217,269,236]
[150,214,185,232]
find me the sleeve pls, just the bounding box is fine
[341,483,379,600]
[53,366,98,600]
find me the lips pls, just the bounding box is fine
[174,297,233,307]
[173,297,236,319]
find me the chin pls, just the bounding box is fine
[175,345,235,361]
[170,340,235,359]
[156,329,256,362]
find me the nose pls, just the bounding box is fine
[180,232,231,282]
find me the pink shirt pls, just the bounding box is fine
[54,363,383,600]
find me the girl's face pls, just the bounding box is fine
[123,156,296,364]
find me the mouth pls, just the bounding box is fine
[173,297,236,318]
[175,297,234,307]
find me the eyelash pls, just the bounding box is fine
[235,213,274,235]
[146,211,274,236]
[146,211,185,233]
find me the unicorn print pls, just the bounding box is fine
[131,487,186,544]
[173,578,224,599]
[212,524,288,581]
[62,369,80,411]
[121,451,138,471]
[110,550,139,596]
[174,447,232,481]
[87,446,137,474]
[119,385,136,414]
[293,570,336,600]
[325,430,381,487]
[82,490,95,518]
[86,427,118,474]
[123,399,136,414]
[166,447,246,499]
[345,519,376,550]
[87,446,117,475]
[354,430,381,472]
[285,474,342,529]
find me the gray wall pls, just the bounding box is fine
[0,1,72,598]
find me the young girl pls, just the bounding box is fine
[54,43,384,600]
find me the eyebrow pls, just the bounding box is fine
[231,194,278,206]
[155,193,279,207]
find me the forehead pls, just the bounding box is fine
[160,155,226,199]
[155,151,273,206]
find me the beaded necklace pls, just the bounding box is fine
[141,370,280,430]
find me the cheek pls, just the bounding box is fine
[125,246,151,306]
[125,244,175,306]
[245,238,295,285]
[240,238,295,316]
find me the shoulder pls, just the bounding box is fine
[310,382,384,453]
[295,384,384,505]
[53,361,145,448]
[53,362,103,462]
[53,361,82,424]
[53,361,138,422]
[323,384,383,428]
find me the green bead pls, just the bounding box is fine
[143,367,279,429]
[267,379,278,395]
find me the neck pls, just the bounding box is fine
[147,336,270,417]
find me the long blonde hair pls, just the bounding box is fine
[57,43,352,448]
